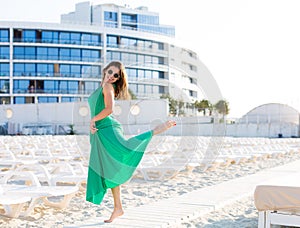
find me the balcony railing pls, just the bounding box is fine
[12,38,103,47]
[13,72,100,78]
[13,88,94,95]
[13,55,101,62]
[106,43,167,55]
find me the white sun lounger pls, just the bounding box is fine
[0,186,32,218]
[14,163,87,190]
[1,171,79,217]
[254,172,300,228]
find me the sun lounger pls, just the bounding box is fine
[135,151,188,181]
[254,172,300,228]
[0,186,32,218]
[1,171,79,217]
[14,163,87,190]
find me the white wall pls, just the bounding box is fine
[225,123,299,138]
[0,100,169,135]
[0,101,298,137]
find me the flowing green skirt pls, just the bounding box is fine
[86,117,152,204]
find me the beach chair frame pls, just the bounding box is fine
[258,210,300,228]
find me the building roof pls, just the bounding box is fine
[239,103,299,124]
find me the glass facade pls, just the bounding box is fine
[0,63,9,76]
[107,35,164,50]
[0,29,9,42]
[0,3,200,105]
[120,12,175,36]
[0,46,9,59]
[0,26,173,104]
[0,79,9,93]
[13,46,100,61]
[137,15,159,25]
[104,11,118,28]
[14,29,101,46]
[106,51,163,66]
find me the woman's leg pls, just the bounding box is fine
[152,120,176,135]
[103,121,176,223]
[104,186,124,223]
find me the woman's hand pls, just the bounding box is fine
[90,119,98,134]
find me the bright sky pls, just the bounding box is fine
[1,0,300,118]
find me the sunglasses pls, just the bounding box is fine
[107,69,120,79]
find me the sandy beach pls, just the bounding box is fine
[1,136,300,228]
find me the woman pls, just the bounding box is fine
[86,61,176,223]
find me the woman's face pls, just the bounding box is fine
[104,66,120,84]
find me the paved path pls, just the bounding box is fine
[66,160,300,228]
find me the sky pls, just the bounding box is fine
[1,0,300,118]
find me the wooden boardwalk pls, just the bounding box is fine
[66,160,300,228]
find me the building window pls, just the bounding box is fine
[81,65,100,78]
[60,65,70,77]
[106,51,121,62]
[189,64,197,72]
[0,29,9,42]
[158,72,164,79]
[13,29,38,43]
[158,86,165,94]
[38,97,58,103]
[0,80,9,93]
[82,49,100,62]
[60,48,70,61]
[60,32,70,44]
[0,97,10,104]
[13,80,30,93]
[81,33,100,46]
[104,11,118,21]
[0,63,9,76]
[84,81,98,94]
[122,13,137,23]
[48,48,59,60]
[152,71,159,79]
[13,29,22,42]
[42,31,59,43]
[70,32,81,45]
[14,97,25,104]
[70,65,81,78]
[13,63,35,76]
[61,97,76,102]
[137,14,159,25]
[137,84,145,93]
[0,46,9,59]
[107,35,118,47]
[70,49,81,61]
[145,85,152,93]
[23,30,36,42]
[44,80,57,93]
[13,46,36,60]
[37,64,54,77]
[69,81,78,94]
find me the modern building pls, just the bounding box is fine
[0,1,219,107]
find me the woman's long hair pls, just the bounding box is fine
[101,61,129,100]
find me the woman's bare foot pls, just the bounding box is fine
[152,120,176,135]
[104,209,124,223]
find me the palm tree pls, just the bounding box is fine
[194,99,212,116]
[160,94,184,116]
[214,100,230,116]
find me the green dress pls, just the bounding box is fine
[86,86,153,205]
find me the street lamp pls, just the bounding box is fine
[6,108,13,134]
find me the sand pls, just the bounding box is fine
[1,136,300,228]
